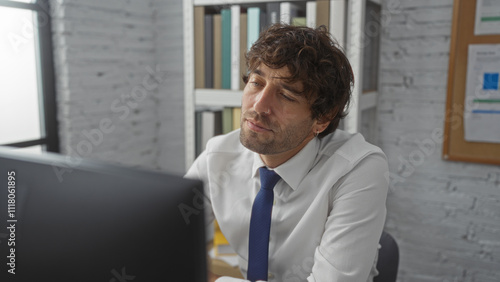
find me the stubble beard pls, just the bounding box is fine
[239,111,314,155]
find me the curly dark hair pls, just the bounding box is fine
[243,23,354,138]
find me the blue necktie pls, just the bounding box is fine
[247,167,281,282]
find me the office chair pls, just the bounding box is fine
[373,231,399,282]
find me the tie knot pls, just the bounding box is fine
[259,167,281,191]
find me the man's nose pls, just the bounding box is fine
[254,86,275,115]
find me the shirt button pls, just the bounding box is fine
[268,272,274,279]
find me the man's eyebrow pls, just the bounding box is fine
[250,69,264,77]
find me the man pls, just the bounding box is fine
[186,23,388,282]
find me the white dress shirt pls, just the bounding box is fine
[185,129,389,282]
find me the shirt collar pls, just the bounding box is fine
[251,138,320,190]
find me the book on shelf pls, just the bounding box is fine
[247,7,260,51]
[222,107,233,134]
[266,2,280,28]
[221,9,232,89]
[231,5,241,91]
[260,8,267,32]
[204,13,214,88]
[194,6,205,88]
[280,2,301,25]
[292,17,307,27]
[195,107,223,157]
[316,0,330,29]
[195,110,203,157]
[213,13,222,89]
[306,1,317,28]
[232,107,241,130]
[239,12,247,90]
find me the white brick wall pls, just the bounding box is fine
[379,0,500,281]
[50,0,185,173]
[153,0,186,175]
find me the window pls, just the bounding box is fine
[362,0,382,93]
[0,0,58,152]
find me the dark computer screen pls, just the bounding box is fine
[0,147,207,282]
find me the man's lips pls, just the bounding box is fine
[246,119,272,132]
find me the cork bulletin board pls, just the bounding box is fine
[443,0,500,165]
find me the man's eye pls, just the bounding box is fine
[279,93,294,101]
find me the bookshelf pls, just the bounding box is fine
[183,0,381,169]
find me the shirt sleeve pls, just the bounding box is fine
[307,152,389,282]
[185,150,216,228]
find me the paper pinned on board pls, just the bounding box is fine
[474,0,500,35]
[464,44,500,143]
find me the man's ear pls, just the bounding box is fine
[314,118,331,134]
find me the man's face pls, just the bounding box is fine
[240,64,320,157]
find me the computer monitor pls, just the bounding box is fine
[0,147,207,282]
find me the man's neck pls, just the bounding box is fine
[259,134,315,168]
